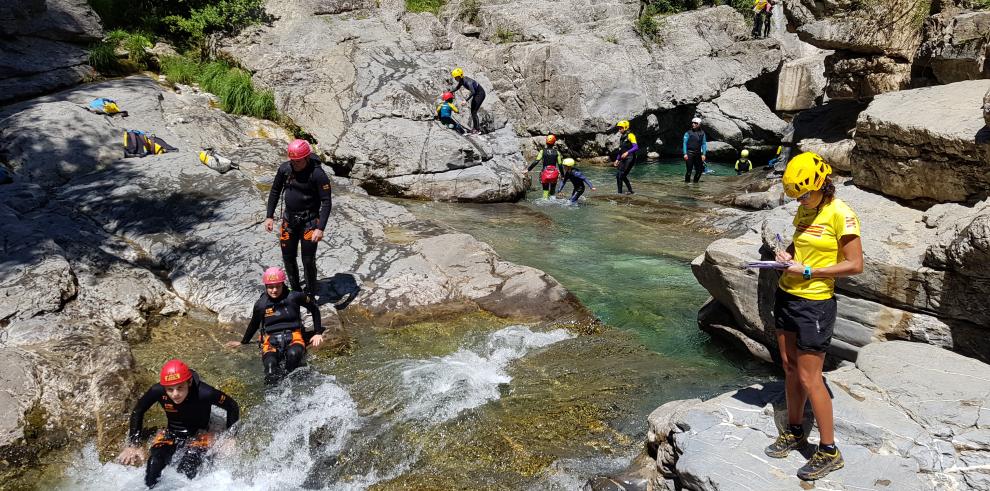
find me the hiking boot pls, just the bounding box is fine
[764,432,807,458]
[797,448,844,481]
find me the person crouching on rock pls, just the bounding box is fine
[556,158,596,204]
[265,139,332,298]
[116,359,239,488]
[526,134,564,199]
[436,91,465,134]
[614,120,638,194]
[450,67,487,134]
[766,152,863,481]
[226,267,325,385]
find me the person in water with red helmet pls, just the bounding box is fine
[116,359,239,488]
[226,267,325,384]
[265,139,333,297]
[526,134,564,199]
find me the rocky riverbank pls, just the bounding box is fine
[0,75,587,476]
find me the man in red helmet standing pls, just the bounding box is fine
[116,359,239,488]
[265,139,333,297]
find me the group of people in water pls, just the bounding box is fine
[115,61,861,485]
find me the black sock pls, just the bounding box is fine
[788,425,804,437]
[819,443,837,454]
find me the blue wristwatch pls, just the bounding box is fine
[803,266,812,280]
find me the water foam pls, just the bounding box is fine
[399,325,575,423]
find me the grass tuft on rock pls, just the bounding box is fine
[88,41,119,73]
[406,0,446,15]
[161,58,278,120]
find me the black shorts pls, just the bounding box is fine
[774,289,836,353]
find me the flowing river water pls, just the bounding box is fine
[38,160,774,489]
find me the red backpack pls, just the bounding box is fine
[540,165,560,184]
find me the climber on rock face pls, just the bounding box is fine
[449,67,487,135]
[683,118,708,183]
[436,91,465,134]
[264,139,332,298]
[116,360,239,488]
[225,267,325,385]
[614,120,638,195]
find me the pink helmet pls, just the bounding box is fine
[287,139,312,160]
[262,267,287,285]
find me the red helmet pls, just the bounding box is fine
[546,134,557,145]
[287,139,312,160]
[160,359,192,387]
[262,266,287,285]
[441,91,454,101]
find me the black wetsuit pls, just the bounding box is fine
[615,132,638,194]
[556,168,594,203]
[528,148,562,194]
[240,289,323,384]
[266,156,333,296]
[128,374,239,487]
[451,76,486,132]
[683,129,708,183]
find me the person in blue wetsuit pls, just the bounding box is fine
[614,120,638,194]
[683,117,708,183]
[556,158,596,204]
[436,91,465,134]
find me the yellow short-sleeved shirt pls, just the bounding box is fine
[779,198,861,300]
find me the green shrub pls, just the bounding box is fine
[160,56,202,85]
[406,0,446,15]
[122,32,153,68]
[197,61,278,120]
[495,26,516,43]
[460,0,481,23]
[635,13,661,42]
[88,41,119,73]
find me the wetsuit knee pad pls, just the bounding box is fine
[285,344,305,371]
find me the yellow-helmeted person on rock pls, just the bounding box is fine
[765,151,864,482]
[449,67,487,134]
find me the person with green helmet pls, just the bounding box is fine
[735,149,753,175]
[527,134,564,199]
[449,67,487,134]
[765,152,863,481]
[614,120,638,194]
[556,158,596,204]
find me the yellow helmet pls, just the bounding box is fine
[617,120,630,130]
[562,158,576,167]
[451,67,464,78]
[740,149,749,157]
[782,152,832,198]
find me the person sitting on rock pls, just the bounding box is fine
[767,145,783,169]
[556,158,596,204]
[226,267,325,385]
[527,134,564,199]
[683,117,708,183]
[735,149,754,175]
[436,91,465,134]
[265,139,332,298]
[450,67,487,134]
[766,152,863,481]
[116,359,239,488]
[614,120,638,194]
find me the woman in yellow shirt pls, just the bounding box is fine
[766,152,863,481]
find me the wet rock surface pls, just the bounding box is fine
[0,75,585,472]
[647,341,990,490]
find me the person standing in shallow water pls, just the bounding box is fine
[614,120,638,194]
[265,139,332,297]
[683,117,708,183]
[766,152,863,481]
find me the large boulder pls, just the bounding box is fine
[695,87,788,148]
[693,184,989,362]
[0,0,103,104]
[647,341,990,490]
[220,0,527,202]
[917,8,990,84]
[851,79,990,204]
[776,54,828,111]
